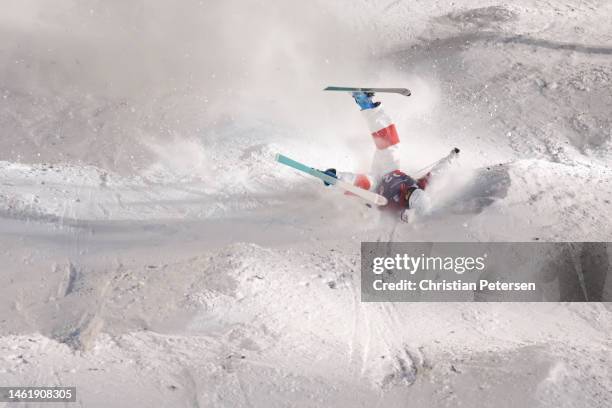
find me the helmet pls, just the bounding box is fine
[408,188,431,215]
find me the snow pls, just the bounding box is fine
[1,1,612,407]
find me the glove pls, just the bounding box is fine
[321,168,337,186]
[400,208,414,223]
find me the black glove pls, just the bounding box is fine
[322,168,337,186]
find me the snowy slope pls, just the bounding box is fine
[1,1,612,407]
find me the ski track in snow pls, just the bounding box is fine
[1,1,612,407]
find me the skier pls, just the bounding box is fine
[322,91,459,222]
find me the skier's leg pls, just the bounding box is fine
[417,148,460,189]
[320,168,375,191]
[353,93,401,178]
[338,172,374,191]
[339,91,399,189]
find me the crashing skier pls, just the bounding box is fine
[321,91,460,222]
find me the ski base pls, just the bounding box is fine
[324,86,411,97]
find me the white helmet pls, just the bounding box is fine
[408,188,431,216]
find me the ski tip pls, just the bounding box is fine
[274,153,281,162]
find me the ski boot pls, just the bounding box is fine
[448,147,460,166]
[321,168,337,186]
[352,91,381,110]
[433,147,460,170]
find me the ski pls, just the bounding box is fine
[275,153,388,206]
[324,86,411,97]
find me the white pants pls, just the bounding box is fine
[337,106,401,191]
[361,107,401,179]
